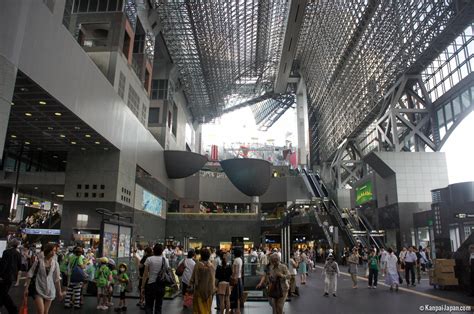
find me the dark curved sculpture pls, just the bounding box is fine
[164,150,208,179]
[220,158,272,196]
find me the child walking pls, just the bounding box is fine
[323,254,340,297]
[115,263,129,312]
[96,257,112,310]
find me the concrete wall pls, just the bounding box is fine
[0,1,188,198]
[375,152,449,203]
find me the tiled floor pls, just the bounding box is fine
[5,266,473,314]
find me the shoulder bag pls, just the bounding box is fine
[69,257,87,283]
[176,259,186,277]
[157,257,176,286]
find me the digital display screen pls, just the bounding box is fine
[355,181,374,206]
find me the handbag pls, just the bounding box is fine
[19,296,28,314]
[230,276,238,287]
[183,292,193,308]
[176,260,186,277]
[157,257,176,286]
[268,277,283,299]
[69,257,87,283]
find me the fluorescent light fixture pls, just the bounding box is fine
[70,141,77,145]
[24,141,30,145]
[39,101,46,105]
[85,134,91,138]
[10,135,16,138]
[59,134,66,138]
[56,194,64,198]
[94,141,100,144]
[54,112,62,116]
[25,112,32,116]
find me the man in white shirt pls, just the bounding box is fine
[403,246,417,287]
[231,249,244,314]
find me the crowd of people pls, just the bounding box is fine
[0,237,436,314]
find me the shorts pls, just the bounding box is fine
[217,281,230,296]
[97,286,107,295]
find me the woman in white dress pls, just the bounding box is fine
[384,248,400,292]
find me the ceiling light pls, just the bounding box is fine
[51,191,55,195]
[10,135,16,138]
[11,102,14,106]
[85,134,91,138]
[39,101,46,105]
[94,141,100,144]
[62,160,67,163]
[70,141,77,145]
[47,127,54,130]
[34,187,38,190]
[59,134,66,138]
[36,147,42,151]
[104,148,109,151]
[81,147,86,151]
[53,155,58,159]
[56,194,64,198]
[54,112,62,116]
[24,141,30,145]
[74,126,81,130]
[20,87,28,92]
[25,112,32,116]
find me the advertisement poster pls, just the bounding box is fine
[355,181,374,206]
[142,189,162,216]
[118,233,126,258]
[124,234,131,257]
[103,232,112,258]
[103,223,119,259]
[111,232,118,259]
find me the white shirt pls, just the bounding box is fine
[404,252,417,263]
[28,258,61,300]
[136,249,144,260]
[233,257,243,279]
[399,250,407,261]
[181,258,196,285]
[144,256,169,284]
[380,250,388,262]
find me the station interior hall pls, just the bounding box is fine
[0,1,474,313]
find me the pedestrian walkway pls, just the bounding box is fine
[6,267,473,314]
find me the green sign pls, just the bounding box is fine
[355,181,373,206]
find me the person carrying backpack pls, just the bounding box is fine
[96,257,112,310]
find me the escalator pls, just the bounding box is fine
[303,169,357,249]
[301,172,333,246]
[303,169,383,251]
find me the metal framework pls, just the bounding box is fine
[153,1,474,163]
[297,0,473,163]
[153,1,289,122]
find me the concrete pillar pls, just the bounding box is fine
[0,56,16,163]
[296,78,309,166]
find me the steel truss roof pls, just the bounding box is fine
[298,0,474,162]
[154,1,474,162]
[153,0,289,122]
